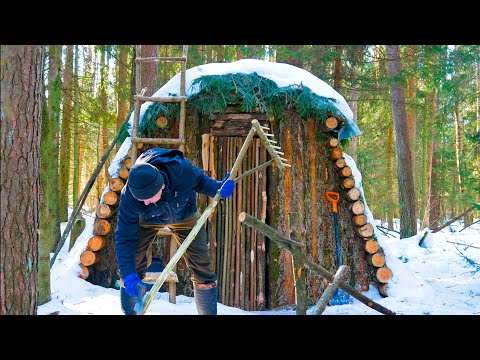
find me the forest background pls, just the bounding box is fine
[1,44,479,314]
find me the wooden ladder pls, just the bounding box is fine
[130,45,189,304]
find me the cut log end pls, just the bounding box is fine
[80,249,97,266]
[345,187,361,201]
[353,214,367,227]
[364,239,380,254]
[367,252,386,267]
[350,200,365,215]
[376,267,393,283]
[156,116,168,128]
[331,147,343,160]
[378,283,388,297]
[94,219,112,235]
[119,166,129,180]
[95,204,112,219]
[79,264,89,279]
[357,223,374,238]
[342,177,355,189]
[340,166,352,178]
[88,235,107,251]
[334,158,346,169]
[124,158,132,169]
[327,137,339,148]
[109,177,125,192]
[238,212,246,222]
[103,191,118,206]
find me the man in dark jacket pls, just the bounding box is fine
[114,148,234,315]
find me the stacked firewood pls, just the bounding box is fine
[328,135,393,296]
[78,152,131,279]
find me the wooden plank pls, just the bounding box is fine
[133,95,187,103]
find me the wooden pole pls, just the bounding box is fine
[311,265,349,315]
[238,212,396,315]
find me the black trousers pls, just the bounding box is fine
[137,211,216,285]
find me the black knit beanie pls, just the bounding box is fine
[128,163,164,200]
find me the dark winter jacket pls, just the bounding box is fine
[114,148,221,278]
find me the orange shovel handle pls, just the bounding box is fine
[325,191,340,213]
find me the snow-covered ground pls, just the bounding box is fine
[39,200,480,315]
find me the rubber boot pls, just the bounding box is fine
[194,283,217,315]
[120,287,138,315]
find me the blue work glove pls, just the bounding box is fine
[123,273,143,298]
[219,172,235,199]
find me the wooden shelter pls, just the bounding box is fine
[78,61,392,311]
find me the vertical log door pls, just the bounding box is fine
[208,136,268,311]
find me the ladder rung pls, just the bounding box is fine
[132,137,185,145]
[135,56,187,63]
[134,95,187,103]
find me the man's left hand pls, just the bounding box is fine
[219,172,235,199]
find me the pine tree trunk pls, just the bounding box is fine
[386,122,395,230]
[454,102,465,194]
[72,46,80,204]
[117,45,128,133]
[41,45,62,263]
[386,45,417,238]
[420,93,429,227]
[428,90,440,228]
[217,45,224,62]
[406,45,416,171]
[100,47,110,191]
[59,45,73,222]
[140,45,158,96]
[334,45,343,92]
[1,45,44,314]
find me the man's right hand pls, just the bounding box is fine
[123,273,143,297]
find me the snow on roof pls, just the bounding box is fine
[110,59,361,177]
[130,59,361,139]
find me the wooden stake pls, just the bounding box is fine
[311,265,349,315]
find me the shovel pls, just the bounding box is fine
[325,191,350,305]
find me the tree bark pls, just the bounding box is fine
[428,90,440,228]
[334,45,343,92]
[386,121,395,230]
[140,45,159,96]
[386,45,417,238]
[59,45,73,222]
[72,46,80,204]
[1,45,44,314]
[117,45,129,134]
